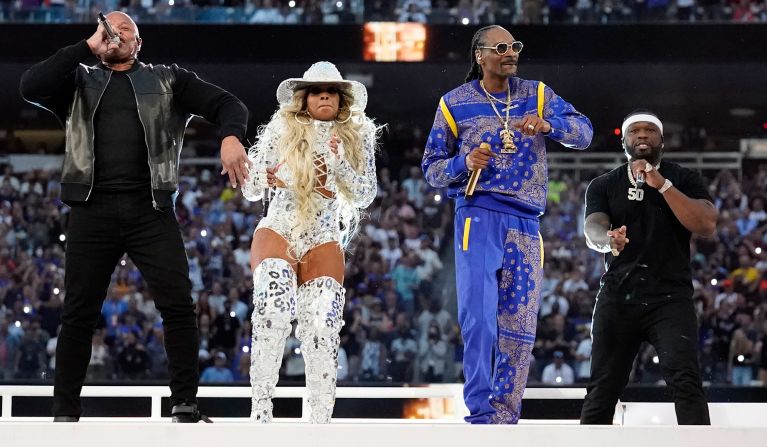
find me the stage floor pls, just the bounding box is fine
[1,421,765,447]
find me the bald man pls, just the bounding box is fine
[20,12,249,422]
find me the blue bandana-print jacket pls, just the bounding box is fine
[422,78,593,217]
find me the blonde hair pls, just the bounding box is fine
[258,85,377,250]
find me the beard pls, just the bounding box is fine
[624,142,663,165]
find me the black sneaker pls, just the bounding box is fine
[171,403,212,423]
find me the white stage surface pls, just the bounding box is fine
[1,421,765,447]
[1,385,765,447]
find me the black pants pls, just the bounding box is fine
[580,292,710,425]
[54,191,199,417]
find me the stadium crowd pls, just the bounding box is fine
[1,121,766,388]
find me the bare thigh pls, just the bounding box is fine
[250,228,298,273]
[297,241,344,285]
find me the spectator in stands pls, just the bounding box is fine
[116,331,149,380]
[389,318,418,382]
[0,318,19,379]
[200,351,234,383]
[728,328,757,385]
[418,321,448,382]
[19,11,249,422]
[541,350,574,384]
[398,1,429,22]
[359,327,387,381]
[242,61,379,423]
[86,330,111,381]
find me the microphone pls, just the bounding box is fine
[262,186,271,217]
[97,12,121,45]
[635,172,645,189]
[465,142,491,198]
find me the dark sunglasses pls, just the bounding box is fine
[307,85,341,95]
[478,41,524,56]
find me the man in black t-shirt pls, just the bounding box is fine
[579,110,717,425]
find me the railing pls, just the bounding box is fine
[0,384,585,421]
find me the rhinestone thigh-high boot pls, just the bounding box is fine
[296,276,345,423]
[250,258,296,422]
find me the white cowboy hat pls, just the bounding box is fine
[276,61,368,112]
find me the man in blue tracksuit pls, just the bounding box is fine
[422,25,592,423]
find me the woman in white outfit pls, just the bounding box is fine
[241,61,379,423]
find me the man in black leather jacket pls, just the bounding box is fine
[19,11,250,423]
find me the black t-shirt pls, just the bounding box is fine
[93,68,151,192]
[585,160,713,303]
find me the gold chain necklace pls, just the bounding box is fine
[480,80,516,153]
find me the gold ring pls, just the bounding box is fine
[527,124,535,131]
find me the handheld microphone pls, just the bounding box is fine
[635,172,645,189]
[97,12,121,45]
[465,142,491,198]
[262,187,271,217]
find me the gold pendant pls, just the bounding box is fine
[500,129,517,153]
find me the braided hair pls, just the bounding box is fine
[464,25,502,84]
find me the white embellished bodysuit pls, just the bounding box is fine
[242,118,377,259]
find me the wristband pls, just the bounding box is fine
[659,179,673,194]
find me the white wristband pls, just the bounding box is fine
[659,179,673,194]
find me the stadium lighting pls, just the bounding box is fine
[614,128,621,136]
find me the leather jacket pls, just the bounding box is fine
[20,41,248,207]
